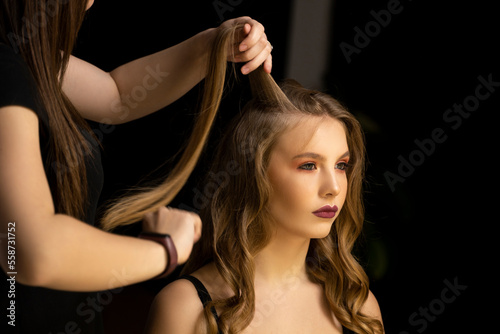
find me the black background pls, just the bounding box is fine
[74,0,497,333]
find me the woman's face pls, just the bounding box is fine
[266,115,349,240]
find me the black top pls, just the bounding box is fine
[180,275,356,334]
[0,43,105,333]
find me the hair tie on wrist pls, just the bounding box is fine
[138,232,178,279]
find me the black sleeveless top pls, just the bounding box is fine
[0,43,105,334]
[180,275,356,334]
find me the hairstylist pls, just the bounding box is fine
[0,0,272,333]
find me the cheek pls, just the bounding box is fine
[267,172,314,218]
[337,176,349,210]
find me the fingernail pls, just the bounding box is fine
[241,66,249,74]
[240,44,248,52]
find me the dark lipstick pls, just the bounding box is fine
[312,205,339,219]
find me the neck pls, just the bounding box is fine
[253,231,311,287]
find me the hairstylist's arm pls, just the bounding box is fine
[63,16,272,125]
[0,106,200,291]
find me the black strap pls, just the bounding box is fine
[181,275,354,333]
[180,275,220,323]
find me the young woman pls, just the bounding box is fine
[0,1,271,332]
[143,40,384,333]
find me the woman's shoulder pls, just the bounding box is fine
[155,263,231,307]
[146,264,231,333]
[188,262,233,300]
[144,276,206,334]
[362,290,383,324]
[161,278,202,305]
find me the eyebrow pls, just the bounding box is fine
[292,151,350,160]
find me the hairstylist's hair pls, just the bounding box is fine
[0,0,94,219]
[99,24,241,230]
[182,69,384,333]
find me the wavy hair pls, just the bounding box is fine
[182,65,383,333]
[90,20,382,332]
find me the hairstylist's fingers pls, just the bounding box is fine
[236,32,268,62]
[238,20,265,52]
[263,53,273,74]
[142,209,159,230]
[169,210,201,264]
[141,206,201,264]
[240,39,273,74]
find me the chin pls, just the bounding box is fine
[309,224,334,239]
[312,231,332,239]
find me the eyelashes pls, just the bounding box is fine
[298,162,317,170]
[336,162,350,171]
[298,161,351,171]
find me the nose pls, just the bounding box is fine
[319,168,341,198]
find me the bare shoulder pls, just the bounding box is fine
[144,278,205,334]
[362,290,383,324]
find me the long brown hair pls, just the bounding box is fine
[0,1,240,226]
[1,0,94,219]
[182,70,384,333]
[84,20,382,332]
[99,24,241,230]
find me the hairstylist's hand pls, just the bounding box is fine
[142,206,202,264]
[218,16,273,75]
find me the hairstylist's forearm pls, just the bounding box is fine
[63,28,215,125]
[15,213,167,291]
[107,28,216,123]
[65,17,271,124]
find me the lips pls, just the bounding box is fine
[312,205,339,219]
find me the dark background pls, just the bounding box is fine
[75,0,497,333]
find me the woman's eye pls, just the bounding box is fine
[299,162,317,170]
[336,162,350,171]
